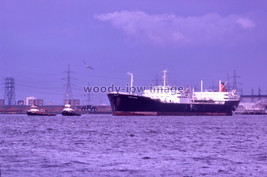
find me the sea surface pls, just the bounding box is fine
[0,114,267,177]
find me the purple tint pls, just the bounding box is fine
[0,0,267,104]
[0,115,267,176]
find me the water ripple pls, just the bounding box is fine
[0,115,267,176]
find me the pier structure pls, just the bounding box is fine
[236,95,267,114]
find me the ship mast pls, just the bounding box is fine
[127,72,133,94]
[219,80,222,92]
[201,80,203,92]
[163,70,167,87]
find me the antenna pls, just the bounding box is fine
[201,80,203,92]
[4,77,16,105]
[65,64,73,104]
[127,72,133,94]
[163,69,167,87]
[155,73,159,86]
[226,73,230,91]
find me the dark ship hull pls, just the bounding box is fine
[107,93,240,116]
[61,111,81,116]
[27,112,56,116]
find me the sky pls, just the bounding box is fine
[0,0,267,105]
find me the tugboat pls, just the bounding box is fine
[27,105,56,116]
[61,104,81,116]
[107,70,240,116]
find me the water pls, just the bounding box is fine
[0,114,267,177]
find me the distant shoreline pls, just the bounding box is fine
[0,105,112,114]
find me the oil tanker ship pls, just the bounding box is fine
[107,70,240,116]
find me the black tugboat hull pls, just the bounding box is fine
[27,112,56,116]
[107,93,240,116]
[61,111,81,116]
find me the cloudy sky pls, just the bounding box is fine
[0,0,266,105]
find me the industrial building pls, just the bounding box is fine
[26,96,44,106]
[64,99,80,106]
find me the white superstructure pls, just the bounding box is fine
[27,105,40,113]
[62,104,74,112]
[143,70,240,104]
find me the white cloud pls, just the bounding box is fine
[95,11,255,45]
[236,18,255,29]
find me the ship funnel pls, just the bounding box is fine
[219,80,226,92]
